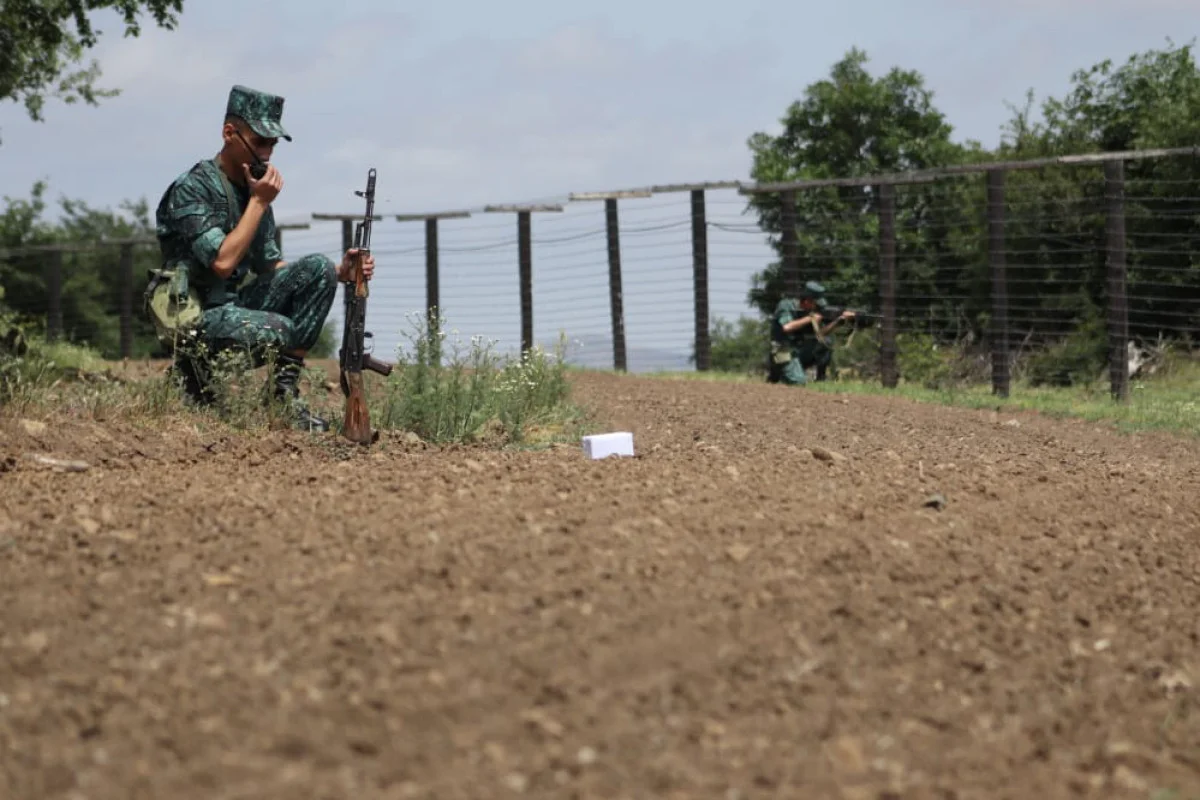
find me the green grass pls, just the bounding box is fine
[805,376,1200,435]
[365,313,595,448]
[2,309,597,449]
[601,360,1200,437]
[14,305,1200,442]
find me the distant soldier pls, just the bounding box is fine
[146,84,374,431]
[766,280,855,385]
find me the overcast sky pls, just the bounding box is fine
[0,0,1192,369]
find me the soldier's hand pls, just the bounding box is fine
[841,310,856,320]
[337,248,375,282]
[244,162,283,203]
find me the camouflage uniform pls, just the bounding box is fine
[152,84,337,430]
[767,280,835,386]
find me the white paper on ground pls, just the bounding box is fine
[582,432,635,459]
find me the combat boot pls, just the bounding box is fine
[269,353,330,433]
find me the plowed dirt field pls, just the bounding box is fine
[2,369,1198,799]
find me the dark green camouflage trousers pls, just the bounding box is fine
[198,253,337,364]
[768,337,834,385]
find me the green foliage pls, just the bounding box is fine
[1,181,161,359]
[1028,38,1200,152]
[310,320,336,359]
[979,40,1200,353]
[805,362,1200,437]
[829,327,881,381]
[743,48,993,341]
[894,332,948,388]
[372,312,584,446]
[0,0,184,138]
[697,315,768,376]
[740,40,1200,374]
[0,301,173,417]
[1020,303,1109,388]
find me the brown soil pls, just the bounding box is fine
[1,370,1198,799]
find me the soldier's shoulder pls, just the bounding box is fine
[774,297,797,312]
[155,160,225,234]
[165,160,223,196]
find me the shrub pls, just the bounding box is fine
[829,325,881,381]
[1019,308,1108,388]
[372,311,583,445]
[309,320,337,359]
[700,315,769,376]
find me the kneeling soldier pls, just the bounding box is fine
[147,84,375,431]
[767,280,855,385]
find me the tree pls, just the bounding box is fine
[747,48,959,186]
[1,181,162,358]
[996,39,1200,345]
[1036,38,1200,153]
[714,42,1200,383]
[0,0,184,140]
[742,48,989,329]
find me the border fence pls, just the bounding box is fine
[2,145,1199,402]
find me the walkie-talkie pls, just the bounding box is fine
[234,128,269,179]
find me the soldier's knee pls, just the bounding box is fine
[294,253,338,287]
[781,360,807,385]
[317,254,337,286]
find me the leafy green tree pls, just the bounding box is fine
[724,40,1200,384]
[743,48,991,332]
[998,39,1200,346]
[1,181,161,358]
[1033,38,1200,152]
[0,0,184,141]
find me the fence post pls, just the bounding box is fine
[1105,160,1129,403]
[275,222,311,259]
[568,190,651,369]
[311,213,383,257]
[877,184,898,388]
[45,248,63,342]
[119,243,134,358]
[425,217,439,325]
[779,189,799,298]
[604,198,627,372]
[690,188,710,371]
[987,170,1010,397]
[516,211,533,355]
[396,210,471,333]
[483,203,564,357]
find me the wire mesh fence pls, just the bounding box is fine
[2,146,1198,401]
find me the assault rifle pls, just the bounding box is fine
[339,167,394,445]
[817,306,882,328]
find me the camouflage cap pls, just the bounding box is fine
[226,85,292,142]
[800,280,828,308]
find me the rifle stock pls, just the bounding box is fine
[338,167,394,445]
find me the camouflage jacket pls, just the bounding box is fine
[154,158,282,308]
[771,298,821,350]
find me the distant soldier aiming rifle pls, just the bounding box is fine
[767,280,877,385]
